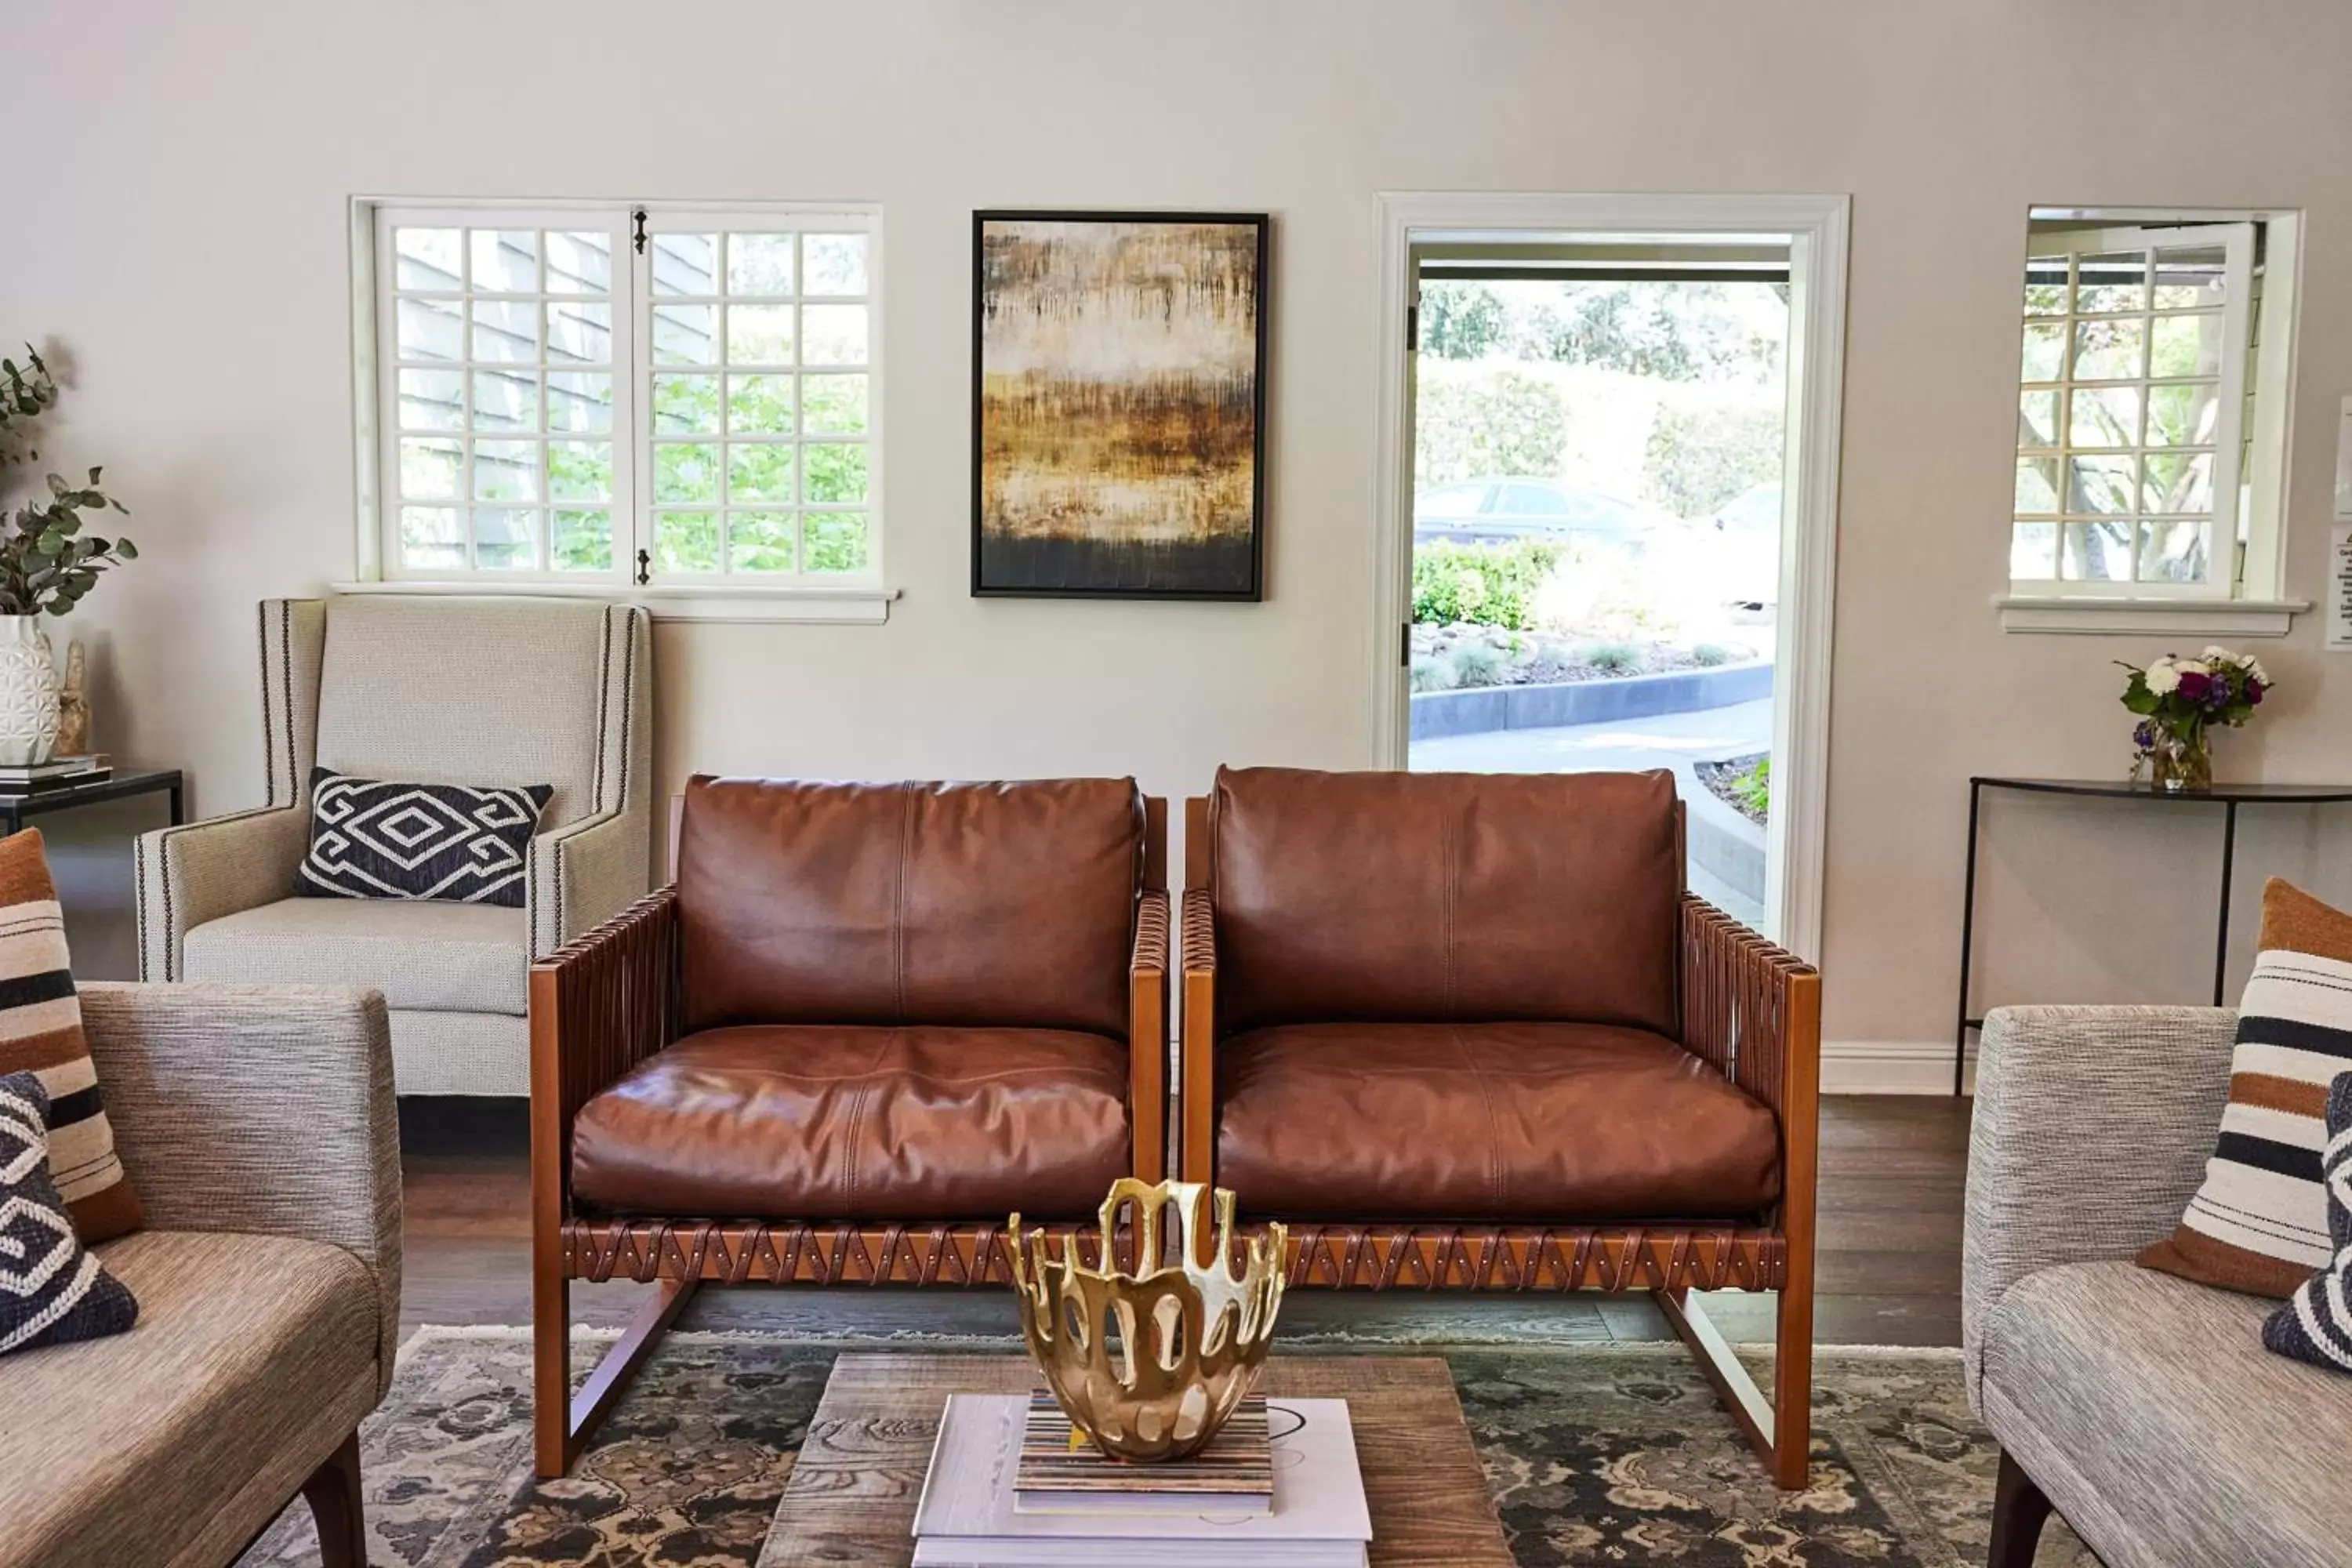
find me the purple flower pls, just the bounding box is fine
[2177,670,2213,703]
[2133,720,2155,749]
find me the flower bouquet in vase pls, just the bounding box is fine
[2118,646,2270,792]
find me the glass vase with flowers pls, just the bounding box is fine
[2118,646,2271,793]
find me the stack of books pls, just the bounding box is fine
[0,754,109,793]
[912,1390,1371,1566]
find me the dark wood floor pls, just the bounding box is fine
[399,1094,1971,1347]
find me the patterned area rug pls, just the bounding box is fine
[238,1329,2096,1567]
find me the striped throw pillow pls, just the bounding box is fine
[2140,878,2352,1297]
[0,830,140,1242]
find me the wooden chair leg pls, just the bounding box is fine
[532,1243,575,1477]
[535,1269,699,1478]
[301,1430,367,1568]
[1773,1269,1814,1490]
[1654,1287,1811,1490]
[1987,1450,2053,1568]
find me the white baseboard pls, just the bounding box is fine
[1821,1039,1976,1096]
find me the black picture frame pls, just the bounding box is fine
[971,209,1270,601]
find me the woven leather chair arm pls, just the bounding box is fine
[1126,889,1173,1181]
[1132,888,1170,979]
[1180,887,1216,979]
[1677,892,1820,1114]
[1177,889,1219,1180]
[530,884,681,1133]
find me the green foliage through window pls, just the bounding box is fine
[1414,371,1566,487]
[804,513,868,573]
[1411,540,1560,630]
[1420,278,1787,383]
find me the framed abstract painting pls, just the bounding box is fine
[972,210,1269,600]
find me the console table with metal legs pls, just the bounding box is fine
[0,768,183,837]
[1955,775,2352,1095]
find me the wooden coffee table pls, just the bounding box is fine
[757,1353,1512,1566]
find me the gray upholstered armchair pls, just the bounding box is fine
[1965,1004,2351,1567]
[0,982,401,1567]
[133,595,652,1096]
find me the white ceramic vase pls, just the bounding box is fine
[0,616,60,768]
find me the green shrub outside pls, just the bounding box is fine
[1446,643,1508,688]
[1732,757,1771,818]
[1580,641,1643,675]
[1411,540,1561,631]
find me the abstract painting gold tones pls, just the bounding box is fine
[975,212,1267,597]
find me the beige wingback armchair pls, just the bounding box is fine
[134,596,652,1095]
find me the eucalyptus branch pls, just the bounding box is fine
[0,345,136,617]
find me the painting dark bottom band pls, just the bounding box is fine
[977,533,1259,597]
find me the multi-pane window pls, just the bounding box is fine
[370,205,879,588]
[2010,222,2253,596]
[640,216,873,579]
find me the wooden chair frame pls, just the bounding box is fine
[528,797,1171,1477]
[1175,796,1821,1489]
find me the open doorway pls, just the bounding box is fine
[1409,249,1788,928]
[1373,196,1848,953]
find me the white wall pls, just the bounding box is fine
[9,0,2352,1062]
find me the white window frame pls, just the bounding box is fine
[348,198,895,624]
[1997,207,2306,637]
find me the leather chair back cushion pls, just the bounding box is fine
[1210,766,1681,1034]
[677,776,1142,1035]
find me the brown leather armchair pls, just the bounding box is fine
[1178,766,1819,1487]
[529,775,1169,1475]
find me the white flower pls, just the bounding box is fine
[2174,659,2210,679]
[2203,645,2235,663]
[2143,661,2182,696]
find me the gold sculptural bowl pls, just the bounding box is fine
[1008,1178,1287,1463]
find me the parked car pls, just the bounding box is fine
[1414,478,1657,551]
[1706,481,1784,611]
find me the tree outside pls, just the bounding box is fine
[1416,278,1788,518]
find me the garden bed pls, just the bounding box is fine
[1410,622,1759,693]
[1695,751,1769,826]
[1409,661,1771,740]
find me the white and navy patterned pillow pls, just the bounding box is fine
[2265,1073,2352,1373]
[296,767,552,907]
[0,1071,136,1358]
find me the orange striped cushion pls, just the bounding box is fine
[0,829,140,1242]
[2140,879,2352,1297]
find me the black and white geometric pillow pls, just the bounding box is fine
[2265,1072,2352,1374]
[296,767,552,908]
[0,1071,136,1358]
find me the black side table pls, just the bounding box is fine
[1955,775,2352,1094]
[0,768,184,837]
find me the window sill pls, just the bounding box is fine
[1993,593,2308,637]
[331,579,898,625]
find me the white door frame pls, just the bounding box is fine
[1369,191,1850,964]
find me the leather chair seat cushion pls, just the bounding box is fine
[1214,1022,1781,1221]
[569,1025,1134,1221]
